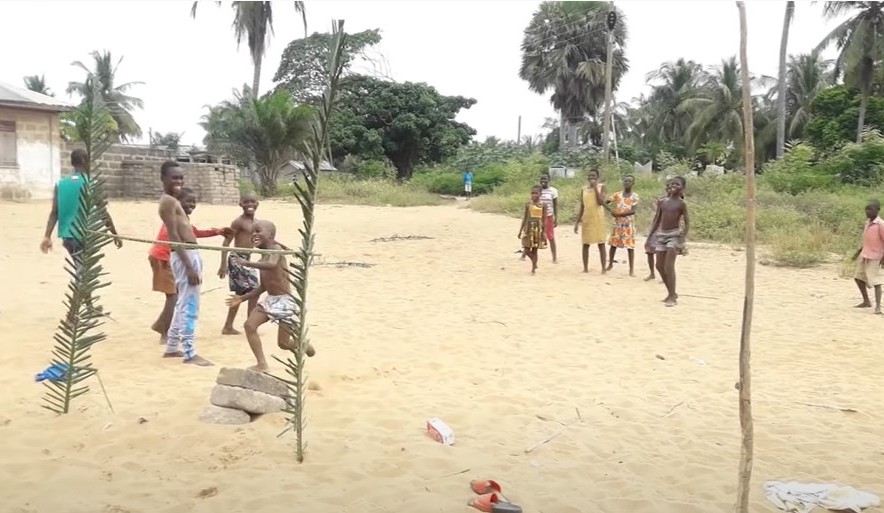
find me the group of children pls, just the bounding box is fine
[519,171,689,306]
[150,161,314,370]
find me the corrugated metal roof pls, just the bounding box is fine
[0,82,74,112]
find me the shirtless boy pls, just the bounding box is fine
[648,176,689,307]
[157,161,212,366]
[219,193,260,335]
[226,220,315,372]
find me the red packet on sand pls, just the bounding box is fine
[426,418,455,446]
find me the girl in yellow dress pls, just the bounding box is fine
[518,186,547,274]
[573,169,608,273]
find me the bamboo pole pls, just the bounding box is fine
[85,230,311,256]
[735,3,756,513]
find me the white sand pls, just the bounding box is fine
[0,200,882,513]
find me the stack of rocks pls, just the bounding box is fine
[199,367,289,425]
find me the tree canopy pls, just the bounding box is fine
[328,75,476,180]
[273,28,383,103]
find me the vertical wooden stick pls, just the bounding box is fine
[735,2,756,513]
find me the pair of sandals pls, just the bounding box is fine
[468,480,522,513]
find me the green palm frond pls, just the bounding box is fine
[271,20,348,464]
[44,81,115,414]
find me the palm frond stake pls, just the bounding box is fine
[272,20,348,463]
[43,79,117,414]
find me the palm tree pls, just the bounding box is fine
[645,58,706,144]
[23,74,53,96]
[202,87,314,195]
[66,51,144,142]
[776,1,795,158]
[784,52,834,139]
[680,57,747,153]
[191,1,307,96]
[520,1,629,148]
[817,1,884,142]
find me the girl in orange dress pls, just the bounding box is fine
[518,186,547,274]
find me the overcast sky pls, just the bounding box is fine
[1,1,847,147]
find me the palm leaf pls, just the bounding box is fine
[43,80,115,414]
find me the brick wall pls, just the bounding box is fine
[60,142,241,204]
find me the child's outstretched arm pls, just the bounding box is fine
[518,204,528,238]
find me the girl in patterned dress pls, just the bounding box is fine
[606,175,640,276]
[519,186,547,274]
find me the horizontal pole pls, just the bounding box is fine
[86,230,314,256]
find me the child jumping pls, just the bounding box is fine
[518,186,547,274]
[648,176,689,307]
[226,220,315,371]
[219,192,260,335]
[644,181,671,281]
[149,187,229,343]
[606,175,640,276]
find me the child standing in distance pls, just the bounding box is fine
[149,188,230,344]
[644,181,672,281]
[539,173,559,263]
[463,169,474,199]
[606,175,640,276]
[574,169,608,273]
[226,220,316,371]
[852,200,884,314]
[518,186,548,274]
[648,176,690,307]
[219,193,260,335]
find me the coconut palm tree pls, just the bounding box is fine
[66,51,144,142]
[776,1,795,158]
[191,1,307,96]
[784,52,834,139]
[680,57,747,152]
[817,1,884,142]
[23,74,53,96]
[520,1,629,148]
[645,58,706,144]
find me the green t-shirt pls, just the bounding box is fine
[56,172,86,239]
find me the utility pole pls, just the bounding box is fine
[517,115,522,145]
[601,2,616,162]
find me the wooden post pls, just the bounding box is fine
[735,2,756,513]
[601,1,615,161]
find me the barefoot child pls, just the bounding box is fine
[644,181,671,281]
[519,186,547,274]
[226,220,316,371]
[574,169,607,273]
[852,200,884,314]
[149,188,229,343]
[648,176,689,307]
[539,173,559,263]
[606,175,640,276]
[219,193,260,334]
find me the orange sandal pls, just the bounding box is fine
[468,493,499,512]
[470,479,502,495]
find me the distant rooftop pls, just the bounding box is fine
[0,82,74,112]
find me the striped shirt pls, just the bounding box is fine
[539,186,558,217]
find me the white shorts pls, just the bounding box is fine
[855,258,883,287]
[464,183,472,193]
[259,294,298,323]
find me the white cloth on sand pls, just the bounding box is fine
[764,481,880,513]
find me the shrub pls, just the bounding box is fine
[339,155,396,179]
[761,143,835,195]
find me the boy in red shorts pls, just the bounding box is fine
[539,173,559,263]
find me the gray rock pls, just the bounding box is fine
[210,384,286,415]
[216,367,289,398]
[198,404,252,425]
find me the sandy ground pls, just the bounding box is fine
[0,199,882,513]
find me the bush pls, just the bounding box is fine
[339,155,396,180]
[412,166,508,196]
[761,143,835,194]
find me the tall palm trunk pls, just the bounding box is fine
[559,111,566,150]
[776,1,794,158]
[253,55,263,97]
[735,3,756,513]
[857,87,869,143]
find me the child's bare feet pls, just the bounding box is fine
[159,334,167,345]
[248,363,270,372]
[855,302,872,308]
[876,306,882,315]
[644,274,655,281]
[629,271,635,277]
[163,351,183,358]
[222,327,242,335]
[664,296,677,307]
[184,355,214,367]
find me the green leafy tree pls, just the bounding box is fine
[67,51,144,142]
[804,84,884,149]
[817,1,884,143]
[273,28,382,102]
[520,1,629,148]
[275,19,348,463]
[44,80,117,414]
[191,1,307,96]
[23,74,53,96]
[329,75,476,180]
[201,87,314,195]
[149,131,183,152]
